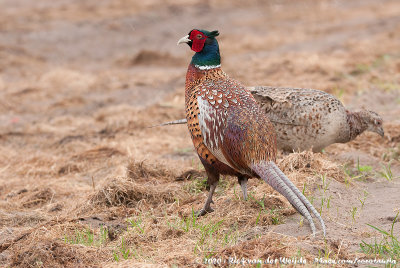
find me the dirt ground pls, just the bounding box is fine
[0,0,399,267]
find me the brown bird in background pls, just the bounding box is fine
[177,29,325,236]
[157,87,384,153]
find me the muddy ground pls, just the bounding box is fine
[0,0,399,267]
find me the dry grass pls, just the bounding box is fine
[9,222,111,268]
[88,176,183,208]
[2,156,334,266]
[279,151,347,183]
[1,0,399,267]
[126,159,173,181]
[21,188,55,208]
[12,239,105,268]
[218,233,297,264]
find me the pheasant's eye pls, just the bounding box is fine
[196,34,203,39]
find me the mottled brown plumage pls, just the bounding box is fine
[177,29,325,236]
[157,87,384,153]
[250,86,384,152]
[185,65,277,174]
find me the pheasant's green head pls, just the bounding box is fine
[177,29,221,68]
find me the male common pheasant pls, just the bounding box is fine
[177,29,325,236]
[156,87,384,152]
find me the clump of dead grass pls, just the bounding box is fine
[88,176,185,209]
[21,188,55,208]
[11,239,108,268]
[0,210,48,228]
[218,232,297,265]
[278,151,346,183]
[6,221,113,267]
[126,159,173,181]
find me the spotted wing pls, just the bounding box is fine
[196,79,273,174]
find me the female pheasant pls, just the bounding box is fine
[249,86,384,152]
[178,29,325,236]
[155,88,384,152]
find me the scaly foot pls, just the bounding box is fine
[195,207,214,217]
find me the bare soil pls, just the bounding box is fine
[0,0,399,267]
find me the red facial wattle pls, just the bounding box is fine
[189,30,207,52]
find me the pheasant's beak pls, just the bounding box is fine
[177,35,190,45]
[378,128,385,138]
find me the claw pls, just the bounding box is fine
[196,207,214,217]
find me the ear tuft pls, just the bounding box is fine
[210,30,219,37]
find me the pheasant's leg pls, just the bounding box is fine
[196,181,217,217]
[196,164,220,217]
[237,176,248,200]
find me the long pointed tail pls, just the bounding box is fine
[271,162,326,236]
[252,161,326,236]
[148,118,187,128]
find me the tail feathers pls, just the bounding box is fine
[148,118,187,128]
[252,161,326,236]
[271,162,326,236]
